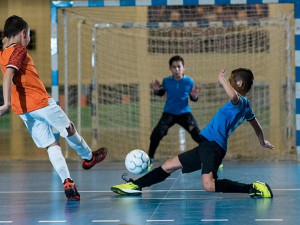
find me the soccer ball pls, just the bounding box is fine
[125,149,150,175]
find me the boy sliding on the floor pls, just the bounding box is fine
[111,67,274,198]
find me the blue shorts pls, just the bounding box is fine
[19,98,71,148]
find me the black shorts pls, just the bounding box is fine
[178,137,226,180]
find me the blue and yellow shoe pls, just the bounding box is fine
[250,181,273,198]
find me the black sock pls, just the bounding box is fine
[215,179,252,193]
[148,141,159,159]
[134,166,170,188]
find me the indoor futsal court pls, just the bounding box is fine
[0,160,299,225]
[1,0,300,225]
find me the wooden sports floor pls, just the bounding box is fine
[0,160,299,225]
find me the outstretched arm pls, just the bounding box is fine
[250,118,274,150]
[0,68,15,116]
[217,67,239,104]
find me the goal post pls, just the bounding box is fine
[51,0,299,161]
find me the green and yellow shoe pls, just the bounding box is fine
[250,181,273,198]
[218,163,224,170]
[147,158,154,172]
[111,181,142,196]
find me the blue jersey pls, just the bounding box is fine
[162,75,194,115]
[200,95,255,151]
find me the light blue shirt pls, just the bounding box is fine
[200,95,255,151]
[162,75,194,115]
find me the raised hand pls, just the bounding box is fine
[151,79,161,91]
[261,140,275,150]
[217,67,226,83]
[190,84,200,99]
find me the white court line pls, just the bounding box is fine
[146,173,180,223]
[0,222,13,224]
[92,220,120,223]
[146,220,174,222]
[38,221,66,223]
[141,197,223,200]
[0,188,298,194]
[0,191,63,194]
[274,189,300,191]
[255,219,284,222]
[143,190,206,192]
[0,190,204,194]
[0,188,299,194]
[201,219,229,222]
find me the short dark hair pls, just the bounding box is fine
[4,15,28,38]
[169,55,184,67]
[231,68,254,92]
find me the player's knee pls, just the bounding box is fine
[188,125,194,132]
[162,157,182,173]
[202,174,215,192]
[202,182,215,192]
[47,140,60,148]
[66,122,76,137]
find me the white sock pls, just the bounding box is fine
[47,145,70,183]
[66,131,92,160]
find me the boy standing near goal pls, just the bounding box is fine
[0,15,107,201]
[148,55,201,167]
[112,67,275,198]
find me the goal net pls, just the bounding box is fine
[55,4,295,161]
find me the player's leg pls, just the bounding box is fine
[42,98,107,169]
[202,172,253,193]
[211,176,272,198]
[200,141,272,198]
[19,112,80,200]
[111,156,183,195]
[47,141,80,201]
[64,122,92,160]
[177,113,202,143]
[111,146,200,196]
[148,113,176,160]
[65,122,107,169]
[199,140,239,193]
[134,156,182,188]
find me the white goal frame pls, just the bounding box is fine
[50,0,300,159]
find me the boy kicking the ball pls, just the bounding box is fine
[0,15,107,201]
[111,67,274,198]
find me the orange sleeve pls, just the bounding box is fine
[7,46,27,70]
